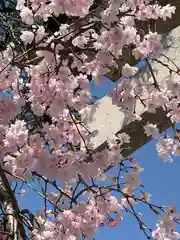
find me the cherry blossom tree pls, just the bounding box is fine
[0,0,180,239]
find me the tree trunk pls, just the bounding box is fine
[0,167,26,240]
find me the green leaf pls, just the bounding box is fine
[34,15,43,25]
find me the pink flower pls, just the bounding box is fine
[0,99,22,125]
[123,26,137,45]
[122,63,138,77]
[145,32,163,58]
[156,138,174,162]
[124,171,140,188]
[125,171,140,188]
[160,4,176,21]
[35,26,46,43]
[167,107,180,123]
[72,35,88,48]
[132,41,149,59]
[120,16,135,26]
[144,123,159,138]
[4,120,28,150]
[152,206,180,240]
[20,31,34,45]
[117,132,131,144]
[20,7,34,25]
[121,197,136,209]
[146,4,161,20]
[16,0,25,10]
[50,0,94,18]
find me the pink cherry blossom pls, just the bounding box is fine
[20,7,34,25]
[122,63,138,77]
[144,123,159,138]
[4,120,28,152]
[0,0,179,238]
[124,171,141,188]
[20,31,34,45]
[152,206,180,240]
[160,4,176,21]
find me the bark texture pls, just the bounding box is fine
[0,167,26,240]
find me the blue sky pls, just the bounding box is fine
[14,63,180,240]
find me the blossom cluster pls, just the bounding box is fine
[152,206,180,240]
[0,0,179,239]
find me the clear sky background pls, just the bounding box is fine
[15,65,180,240]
